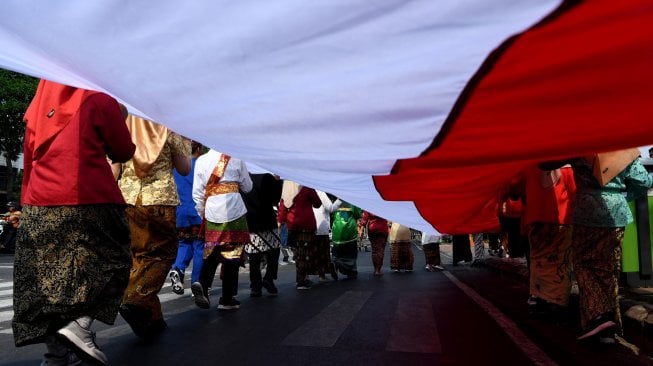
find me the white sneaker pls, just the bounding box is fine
[57,319,108,365]
[169,269,184,295]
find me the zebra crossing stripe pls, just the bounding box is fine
[282,290,372,347]
[386,295,441,353]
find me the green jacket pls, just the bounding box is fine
[331,203,362,244]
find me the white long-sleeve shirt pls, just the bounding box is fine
[313,190,342,235]
[192,149,253,223]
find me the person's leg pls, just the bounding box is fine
[573,225,622,339]
[190,238,205,284]
[248,252,263,296]
[473,233,485,260]
[169,237,192,294]
[264,248,280,282]
[370,232,387,275]
[173,237,192,273]
[218,260,241,309]
[194,249,220,309]
[121,205,177,326]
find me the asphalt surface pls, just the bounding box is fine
[0,243,651,366]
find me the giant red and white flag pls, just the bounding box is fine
[1,0,652,234]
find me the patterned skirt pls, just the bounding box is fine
[204,215,249,261]
[308,234,333,276]
[390,240,414,270]
[13,204,132,347]
[245,229,281,254]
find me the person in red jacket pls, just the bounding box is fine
[277,180,322,290]
[13,80,135,366]
[521,164,576,320]
[359,211,389,276]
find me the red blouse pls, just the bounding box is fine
[522,166,576,225]
[22,93,135,206]
[277,186,321,231]
[360,211,389,235]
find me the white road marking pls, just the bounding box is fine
[282,290,372,347]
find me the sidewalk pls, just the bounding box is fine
[442,243,653,356]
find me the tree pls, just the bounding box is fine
[0,69,38,201]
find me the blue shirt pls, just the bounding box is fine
[174,157,202,228]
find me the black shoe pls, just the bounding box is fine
[262,279,278,295]
[191,282,210,309]
[578,313,616,340]
[217,297,240,310]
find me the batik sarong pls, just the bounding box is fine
[13,204,131,346]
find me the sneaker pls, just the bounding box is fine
[56,319,109,366]
[41,351,82,366]
[191,282,210,309]
[296,280,312,290]
[392,269,400,273]
[425,265,433,272]
[578,313,617,340]
[217,297,241,310]
[169,269,184,295]
[433,265,445,271]
[262,279,278,295]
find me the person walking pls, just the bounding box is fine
[191,149,253,310]
[421,232,444,271]
[312,191,342,281]
[522,164,576,319]
[360,211,389,276]
[331,202,362,278]
[168,141,205,295]
[388,222,414,272]
[278,181,322,290]
[13,80,135,365]
[568,155,651,343]
[451,234,473,265]
[117,116,191,339]
[242,173,283,297]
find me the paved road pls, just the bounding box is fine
[0,244,650,366]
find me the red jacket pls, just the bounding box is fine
[22,92,135,205]
[278,186,321,231]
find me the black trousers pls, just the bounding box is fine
[452,234,473,263]
[248,248,280,290]
[199,249,240,300]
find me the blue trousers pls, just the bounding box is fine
[172,238,204,284]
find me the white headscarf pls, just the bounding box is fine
[281,180,302,208]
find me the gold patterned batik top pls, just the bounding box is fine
[119,132,191,206]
